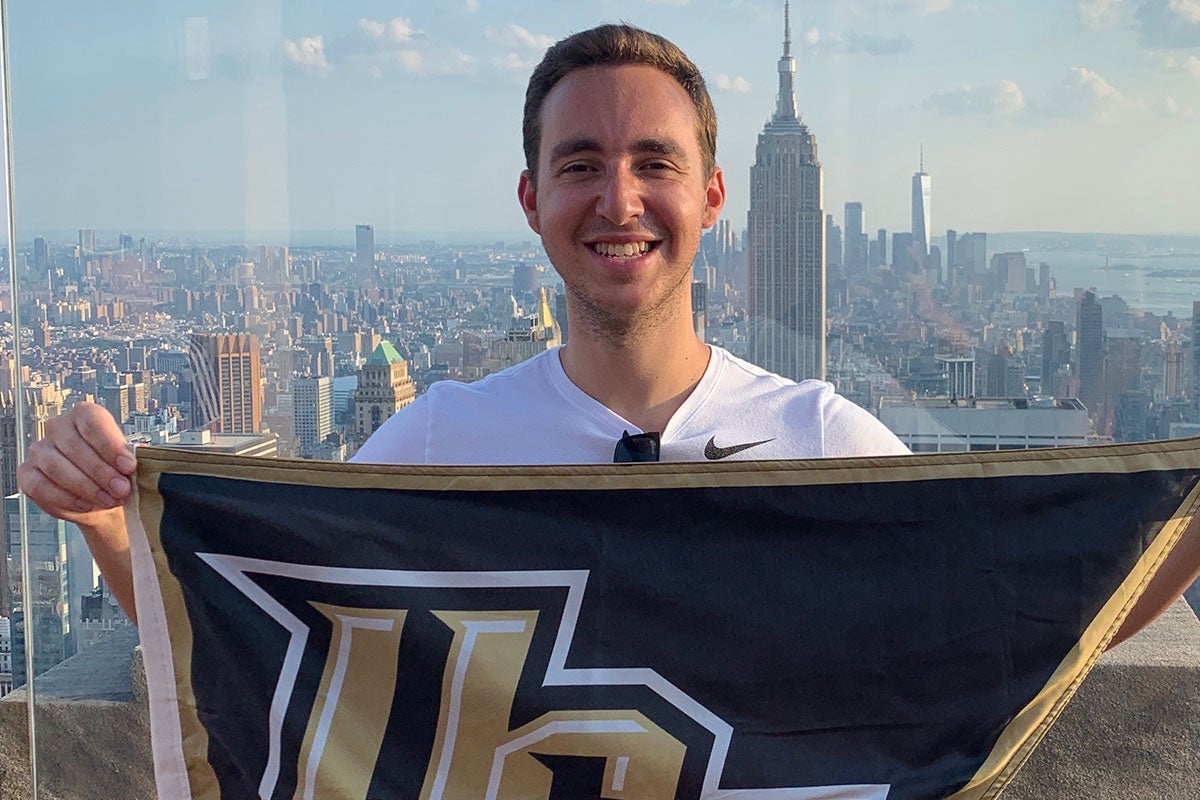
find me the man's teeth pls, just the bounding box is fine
[592,241,650,258]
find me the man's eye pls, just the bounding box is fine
[641,161,673,172]
[560,162,595,174]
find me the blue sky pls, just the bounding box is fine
[3,0,1199,240]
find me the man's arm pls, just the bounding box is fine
[1107,509,1200,649]
[17,402,138,623]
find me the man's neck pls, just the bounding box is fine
[558,318,710,434]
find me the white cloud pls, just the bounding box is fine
[283,36,333,76]
[484,23,554,51]
[1077,0,1126,28]
[1043,66,1125,115]
[922,80,1027,116]
[493,52,535,71]
[358,17,415,43]
[1163,53,1200,78]
[885,0,954,14]
[286,16,483,80]
[714,73,752,92]
[801,28,913,55]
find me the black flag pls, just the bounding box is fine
[129,440,1200,800]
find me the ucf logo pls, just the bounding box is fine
[199,556,889,800]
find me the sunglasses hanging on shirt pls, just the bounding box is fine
[613,430,661,463]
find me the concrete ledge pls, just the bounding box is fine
[1005,599,1200,799]
[0,603,1196,799]
[0,627,153,800]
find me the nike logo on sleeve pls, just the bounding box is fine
[704,436,775,460]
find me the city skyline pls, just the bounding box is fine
[1,1,1197,237]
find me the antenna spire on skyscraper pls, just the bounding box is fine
[774,0,799,121]
[784,0,792,57]
[920,142,925,173]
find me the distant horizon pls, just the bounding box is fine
[13,229,1200,250]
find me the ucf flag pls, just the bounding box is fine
[130,440,1200,800]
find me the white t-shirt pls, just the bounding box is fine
[352,346,909,465]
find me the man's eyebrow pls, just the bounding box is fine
[632,138,689,160]
[548,138,601,163]
[547,137,690,163]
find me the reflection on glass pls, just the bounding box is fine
[0,0,1197,794]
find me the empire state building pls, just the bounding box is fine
[747,1,825,382]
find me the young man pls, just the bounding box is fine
[354,25,906,465]
[16,25,1198,639]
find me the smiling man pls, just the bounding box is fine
[353,24,908,465]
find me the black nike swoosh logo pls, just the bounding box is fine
[704,436,775,460]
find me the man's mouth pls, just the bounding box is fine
[590,241,658,258]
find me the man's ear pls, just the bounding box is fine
[701,166,727,229]
[518,170,540,234]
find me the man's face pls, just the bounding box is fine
[518,65,725,332]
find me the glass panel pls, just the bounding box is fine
[1,0,1197,795]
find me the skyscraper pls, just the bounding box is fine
[353,342,416,444]
[824,214,842,272]
[33,236,49,275]
[1077,290,1104,424]
[293,376,334,455]
[844,202,864,274]
[1041,320,1071,396]
[911,146,931,270]
[1193,301,1200,419]
[355,224,375,276]
[747,1,825,382]
[188,333,263,433]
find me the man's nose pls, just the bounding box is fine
[594,169,644,224]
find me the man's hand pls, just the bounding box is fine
[17,402,138,622]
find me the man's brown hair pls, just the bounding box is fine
[522,24,718,181]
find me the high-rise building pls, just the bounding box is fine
[0,386,63,498]
[992,252,1028,294]
[0,617,11,697]
[1192,302,1200,419]
[513,262,538,294]
[1077,290,1105,424]
[892,232,914,272]
[355,224,375,276]
[844,202,864,273]
[33,236,49,275]
[824,215,842,272]
[875,229,887,269]
[1041,320,1071,396]
[747,1,825,382]
[5,495,81,685]
[938,355,976,400]
[946,229,957,268]
[487,289,562,373]
[353,342,417,444]
[78,228,95,254]
[911,147,931,271]
[188,333,263,433]
[293,376,334,455]
[692,281,707,342]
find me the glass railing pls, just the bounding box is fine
[2,1,1198,797]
